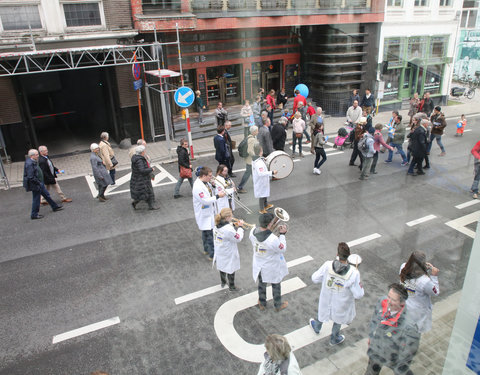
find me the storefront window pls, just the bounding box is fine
[424,64,442,94]
[383,68,401,98]
[430,36,448,59]
[408,37,426,60]
[384,38,403,65]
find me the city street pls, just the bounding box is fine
[0,118,478,374]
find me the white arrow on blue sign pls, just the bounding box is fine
[174,86,195,108]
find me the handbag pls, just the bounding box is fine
[180,165,192,179]
[110,156,118,167]
[295,133,303,138]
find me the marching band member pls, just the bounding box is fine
[213,207,244,291]
[309,242,364,346]
[193,166,226,260]
[252,143,277,214]
[250,212,289,312]
[214,164,236,212]
[399,251,440,333]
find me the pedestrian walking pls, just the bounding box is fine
[348,89,360,107]
[408,93,420,126]
[196,90,206,125]
[407,119,428,176]
[364,283,420,375]
[250,212,289,312]
[38,145,72,205]
[292,111,305,158]
[173,138,193,199]
[266,89,276,125]
[237,126,259,194]
[99,132,117,185]
[399,251,440,333]
[258,117,274,157]
[370,124,393,175]
[215,102,228,126]
[384,115,408,165]
[214,125,231,171]
[130,145,158,210]
[23,149,64,219]
[241,99,254,137]
[470,139,480,199]
[428,106,447,156]
[224,121,236,176]
[213,207,243,291]
[296,102,311,143]
[456,114,466,137]
[257,334,301,375]
[89,143,112,202]
[271,116,288,151]
[349,117,366,169]
[312,123,327,175]
[309,242,364,345]
[360,88,375,115]
[359,131,375,180]
[421,92,434,117]
[276,88,288,109]
[309,107,324,153]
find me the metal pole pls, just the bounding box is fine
[176,23,184,87]
[160,77,172,159]
[137,88,145,140]
[185,108,195,159]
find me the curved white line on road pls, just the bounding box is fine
[214,277,342,363]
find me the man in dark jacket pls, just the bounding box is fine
[23,149,63,220]
[422,92,434,117]
[271,117,288,151]
[38,145,72,205]
[361,89,375,115]
[224,121,236,177]
[428,106,447,156]
[407,119,428,176]
[214,125,230,170]
[365,283,420,375]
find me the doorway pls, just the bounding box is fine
[251,61,282,97]
[206,65,242,107]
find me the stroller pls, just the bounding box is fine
[334,124,354,150]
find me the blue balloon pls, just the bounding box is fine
[457,122,463,128]
[294,84,309,98]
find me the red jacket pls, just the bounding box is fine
[307,105,316,117]
[266,94,276,110]
[471,140,480,160]
[293,94,307,114]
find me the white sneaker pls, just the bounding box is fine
[313,168,317,174]
[316,169,322,175]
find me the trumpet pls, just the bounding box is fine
[231,218,256,229]
[270,207,290,235]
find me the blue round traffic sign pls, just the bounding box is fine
[132,63,141,80]
[174,87,195,108]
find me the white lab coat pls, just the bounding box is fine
[214,175,235,212]
[192,178,217,231]
[312,260,364,325]
[399,263,440,333]
[250,228,288,284]
[213,223,244,274]
[252,157,272,198]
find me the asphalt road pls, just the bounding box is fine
[0,119,478,374]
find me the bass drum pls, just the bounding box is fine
[265,151,294,179]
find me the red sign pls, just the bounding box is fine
[132,63,141,80]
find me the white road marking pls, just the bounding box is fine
[347,233,381,247]
[286,255,314,267]
[406,214,437,227]
[445,211,480,239]
[464,129,472,132]
[85,164,177,197]
[174,255,314,305]
[214,277,344,363]
[52,316,120,344]
[455,200,480,209]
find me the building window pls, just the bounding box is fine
[0,5,42,31]
[461,9,479,28]
[424,64,442,94]
[387,0,403,6]
[383,68,401,97]
[384,38,404,65]
[63,3,101,27]
[408,37,427,60]
[439,0,451,6]
[430,36,448,59]
[414,0,429,6]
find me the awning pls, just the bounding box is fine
[145,69,181,78]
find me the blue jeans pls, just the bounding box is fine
[31,183,60,218]
[202,229,214,258]
[292,133,303,154]
[311,319,342,341]
[427,134,445,153]
[314,147,327,169]
[303,128,311,141]
[174,177,193,195]
[109,169,116,184]
[238,163,252,189]
[471,161,480,193]
[386,143,407,163]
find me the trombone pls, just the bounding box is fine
[213,176,253,215]
[231,218,256,229]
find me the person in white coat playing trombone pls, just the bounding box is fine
[213,207,244,291]
[192,166,226,260]
[250,212,289,312]
[309,242,364,346]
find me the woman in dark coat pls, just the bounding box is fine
[174,138,193,199]
[130,145,158,210]
[90,143,112,202]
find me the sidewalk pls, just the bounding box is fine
[2,93,480,189]
[301,291,460,375]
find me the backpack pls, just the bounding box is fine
[238,136,250,158]
[358,135,369,154]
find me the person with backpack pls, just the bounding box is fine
[384,114,408,166]
[358,130,375,180]
[237,126,259,194]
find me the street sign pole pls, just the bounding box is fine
[185,108,195,159]
[137,89,145,140]
[174,86,195,160]
[132,59,145,140]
